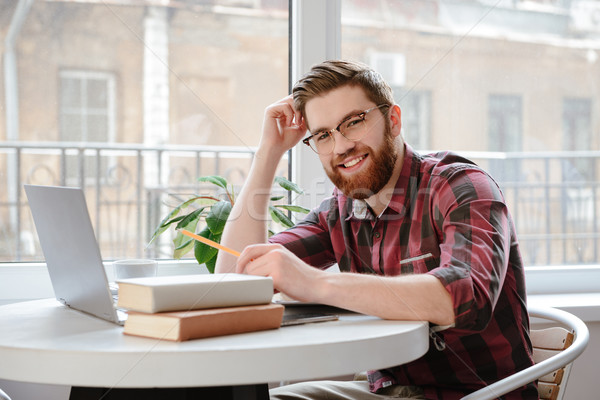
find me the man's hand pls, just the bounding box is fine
[259,95,307,159]
[235,244,454,325]
[235,243,323,303]
[216,95,307,274]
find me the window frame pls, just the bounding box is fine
[58,69,117,186]
[59,69,116,144]
[1,0,599,310]
[289,0,600,301]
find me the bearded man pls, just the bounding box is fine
[216,60,536,400]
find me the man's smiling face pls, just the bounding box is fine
[305,85,402,199]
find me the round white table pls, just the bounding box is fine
[0,299,428,397]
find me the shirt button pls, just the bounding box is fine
[374,231,381,238]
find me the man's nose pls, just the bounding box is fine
[332,130,355,155]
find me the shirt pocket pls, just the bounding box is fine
[399,252,438,273]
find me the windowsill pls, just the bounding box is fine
[1,262,600,322]
[0,259,207,305]
[528,293,600,322]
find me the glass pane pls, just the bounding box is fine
[488,95,522,152]
[61,114,83,142]
[87,115,108,142]
[341,0,600,266]
[87,79,109,109]
[0,1,289,262]
[60,77,82,108]
[398,89,431,150]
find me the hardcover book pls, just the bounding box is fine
[117,273,274,313]
[123,303,284,341]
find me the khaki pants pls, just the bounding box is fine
[269,380,425,400]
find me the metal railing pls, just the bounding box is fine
[1,142,599,266]
[462,150,599,266]
[0,141,262,262]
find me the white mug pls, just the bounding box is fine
[113,259,158,280]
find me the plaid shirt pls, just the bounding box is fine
[270,144,536,399]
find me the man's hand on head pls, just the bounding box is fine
[259,95,307,159]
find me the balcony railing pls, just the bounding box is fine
[0,141,266,262]
[1,142,599,266]
[461,150,599,266]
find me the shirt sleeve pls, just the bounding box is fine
[268,196,338,270]
[427,165,514,331]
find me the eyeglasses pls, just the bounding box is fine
[302,104,390,155]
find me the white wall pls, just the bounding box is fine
[559,321,600,399]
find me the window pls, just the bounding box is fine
[59,71,115,184]
[562,98,595,263]
[399,90,431,151]
[2,0,599,269]
[563,97,593,180]
[488,94,523,182]
[0,0,289,262]
[369,52,431,150]
[340,0,600,266]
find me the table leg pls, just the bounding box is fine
[69,383,269,399]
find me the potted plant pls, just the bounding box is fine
[149,175,309,273]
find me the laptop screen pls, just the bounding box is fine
[24,185,123,324]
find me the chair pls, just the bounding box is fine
[0,388,11,400]
[461,305,589,400]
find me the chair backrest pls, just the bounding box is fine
[461,305,589,400]
[532,326,574,400]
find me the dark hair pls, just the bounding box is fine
[292,60,394,120]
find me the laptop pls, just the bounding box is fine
[24,184,126,325]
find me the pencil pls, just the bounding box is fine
[179,229,241,258]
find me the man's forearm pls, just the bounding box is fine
[314,272,455,325]
[215,151,280,273]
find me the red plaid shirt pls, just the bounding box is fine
[270,144,536,399]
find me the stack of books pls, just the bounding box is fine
[116,273,284,341]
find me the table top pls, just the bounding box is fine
[0,299,429,388]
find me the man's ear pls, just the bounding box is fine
[389,104,402,137]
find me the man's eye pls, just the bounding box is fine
[315,132,331,142]
[345,117,364,129]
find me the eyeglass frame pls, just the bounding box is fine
[302,104,391,155]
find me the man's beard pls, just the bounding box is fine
[325,122,398,200]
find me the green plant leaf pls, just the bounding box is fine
[193,197,220,206]
[194,227,220,265]
[173,238,194,259]
[153,173,306,272]
[148,208,183,245]
[148,196,211,245]
[275,176,304,194]
[166,215,187,225]
[274,204,310,214]
[172,216,200,258]
[155,215,186,234]
[198,175,228,190]
[204,255,217,274]
[269,205,294,228]
[175,207,206,230]
[206,200,232,235]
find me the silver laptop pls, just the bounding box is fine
[24,184,126,325]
